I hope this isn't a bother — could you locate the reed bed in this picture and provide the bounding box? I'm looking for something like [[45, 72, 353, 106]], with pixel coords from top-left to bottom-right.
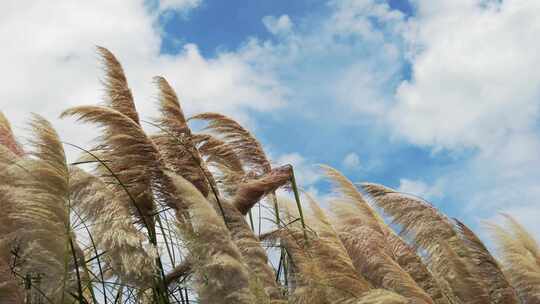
[[0, 48, 537, 304]]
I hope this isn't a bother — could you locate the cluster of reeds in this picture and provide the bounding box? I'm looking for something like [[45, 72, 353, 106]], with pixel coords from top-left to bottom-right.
[[0, 47, 539, 304]]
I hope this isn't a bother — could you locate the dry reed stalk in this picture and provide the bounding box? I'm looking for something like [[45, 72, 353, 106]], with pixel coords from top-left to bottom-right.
[[0, 112, 24, 157], [62, 47, 160, 229], [2, 115, 80, 302], [192, 133, 245, 197], [362, 183, 494, 304], [487, 214, 540, 303], [0, 120, 34, 303], [455, 220, 519, 303], [208, 196, 286, 304], [321, 165, 439, 303], [332, 202, 435, 304], [303, 196, 373, 300], [384, 232, 454, 304], [69, 167, 156, 286], [96, 46, 140, 125], [61, 106, 161, 224], [168, 172, 255, 304], [152, 76, 211, 196], [356, 289, 409, 304], [275, 198, 373, 304], [0, 252, 24, 304], [189, 112, 271, 175], [232, 164, 292, 215]]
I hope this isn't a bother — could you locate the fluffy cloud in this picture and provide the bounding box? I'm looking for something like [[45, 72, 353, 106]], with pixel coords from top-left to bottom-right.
[[388, 0, 539, 217], [251, 1, 540, 235], [377, 1, 540, 236], [392, 1, 540, 151], [0, 0, 285, 160], [262, 15, 293, 36], [397, 178, 443, 200], [342, 152, 361, 169], [158, 0, 201, 12], [3, 0, 539, 236], [274, 152, 321, 187], [241, 0, 406, 118]]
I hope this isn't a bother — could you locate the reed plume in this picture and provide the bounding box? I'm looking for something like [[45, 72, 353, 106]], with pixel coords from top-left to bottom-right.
[[303, 195, 373, 301], [208, 195, 286, 304], [321, 165, 437, 303], [152, 76, 211, 196], [190, 111, 290, 238], [356, 289, 408, 304], [69, 167, 156, 286], [362, 183, 493, 304], [192, 133, 245, 196], [60, 103, 185, 303], [189, 112, 271, 174], [62, 47, 163, 230], [167, 172, 255, 304], [332, 202, 435, 304], [455, 219, 519, 303], [0, 112, 24, 157], [232, 165, 292, 215], [96, 46, 140, 125], [275, 198, 371, 304], [0, 116, 25, 303], [384, 232, 453, 304], [2, 115, 80, 302], [487, 214, 540, 303], [0, 145, 23, 240], [61, 105, 160, 223], [2, 46, 537, 304], [0, 256, 24, 304], [198, 158, 291, 303]]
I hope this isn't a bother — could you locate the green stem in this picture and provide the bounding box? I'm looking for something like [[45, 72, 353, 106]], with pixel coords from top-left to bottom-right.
[[71, 208, 102, 304], [248, 209, 255, 231], [69, 237, 86, 303], [290, 167, 308, 241]]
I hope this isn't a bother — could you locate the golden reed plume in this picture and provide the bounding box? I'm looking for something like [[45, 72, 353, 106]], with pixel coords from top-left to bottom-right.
[[321, 166, 435, 304], [487, 214, 540, 303], [1, 47, 534, 304], [363, 183, 518, 304]]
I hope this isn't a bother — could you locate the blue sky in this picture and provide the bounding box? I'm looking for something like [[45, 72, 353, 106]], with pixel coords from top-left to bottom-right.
[[1, 0, 539, 237], [159, 0, 414, 58], [159, 0, 327, 57], [158, 0, 462, 214]]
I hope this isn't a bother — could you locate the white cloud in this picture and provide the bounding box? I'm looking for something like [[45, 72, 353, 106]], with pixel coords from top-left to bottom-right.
[[250, 1, 540, 237], [395, 3, 538, 197], [492, 207, 540, 243], [262, 15, 294, 36], [391, 1, 540, 151], [274, 152, 321, 187], [480, 209, 540, 252], [397, 178, 443, 200], [238, 0, 407, 119], [376, 0, 540, 235], [158, 0, 201, 12], [342, 152, 360, 169], [328, 0, 405, 42], [0, 0, 285, 161], [2, 0, 539, 238]]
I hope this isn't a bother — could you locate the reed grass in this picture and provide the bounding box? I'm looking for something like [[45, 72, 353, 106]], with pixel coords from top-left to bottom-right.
[[0, 47, 537, 304]]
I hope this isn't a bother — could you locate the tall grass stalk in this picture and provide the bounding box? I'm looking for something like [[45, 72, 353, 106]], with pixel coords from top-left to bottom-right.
[[1, 48, 537, 304]]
